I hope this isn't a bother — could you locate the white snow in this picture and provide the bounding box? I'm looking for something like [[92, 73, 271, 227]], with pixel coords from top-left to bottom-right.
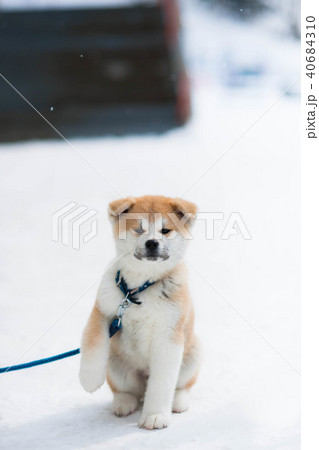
[[0, 1, 300, 449]]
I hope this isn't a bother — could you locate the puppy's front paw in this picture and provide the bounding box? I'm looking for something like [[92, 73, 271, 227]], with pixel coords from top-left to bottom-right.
[[79, 362, 106, 393], [112, 393, 138, 417], [138, 413, 170, 430]]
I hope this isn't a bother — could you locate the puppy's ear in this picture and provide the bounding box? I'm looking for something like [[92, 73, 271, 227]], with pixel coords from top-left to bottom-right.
[[108, 197, 136, 218], [170, 198, 198, 222]]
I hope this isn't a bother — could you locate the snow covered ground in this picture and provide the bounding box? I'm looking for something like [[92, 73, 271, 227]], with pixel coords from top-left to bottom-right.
[[0, 1, 300, 449]]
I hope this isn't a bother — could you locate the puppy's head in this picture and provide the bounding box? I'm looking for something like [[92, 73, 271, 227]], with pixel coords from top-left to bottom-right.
[[108, 195, 197, 266]]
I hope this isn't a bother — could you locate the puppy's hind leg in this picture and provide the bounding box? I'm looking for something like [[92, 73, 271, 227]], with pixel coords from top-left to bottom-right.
[[173, 336, 201, 413], [107, 353, 146, 417]]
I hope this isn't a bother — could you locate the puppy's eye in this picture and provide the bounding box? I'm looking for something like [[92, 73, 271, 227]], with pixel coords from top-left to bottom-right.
[[134, 228, 144, 235], [161, 228, 170, 235]]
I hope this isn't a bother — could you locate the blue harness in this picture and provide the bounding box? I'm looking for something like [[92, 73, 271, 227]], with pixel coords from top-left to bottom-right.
[[109, 270, 155, 337]]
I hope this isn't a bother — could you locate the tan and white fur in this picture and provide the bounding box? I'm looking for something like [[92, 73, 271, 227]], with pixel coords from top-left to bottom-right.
[[79, 195, 201, 430]]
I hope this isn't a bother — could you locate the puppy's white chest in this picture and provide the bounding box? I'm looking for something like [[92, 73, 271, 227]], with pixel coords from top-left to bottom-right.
[[117, 292, 179, 369], [98, 269, 181, 370]]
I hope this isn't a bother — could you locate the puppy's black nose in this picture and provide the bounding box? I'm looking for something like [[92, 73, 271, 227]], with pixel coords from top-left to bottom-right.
[[145, 239, 159, 251]]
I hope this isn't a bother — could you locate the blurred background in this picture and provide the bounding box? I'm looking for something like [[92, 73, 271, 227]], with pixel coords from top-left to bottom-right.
[[0, 1, 300, 449], [0, 0, 299, 140]]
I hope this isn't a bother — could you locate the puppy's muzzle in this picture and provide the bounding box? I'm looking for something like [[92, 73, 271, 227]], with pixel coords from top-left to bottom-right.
[[145, 239, 160, 260], [134, 239, 169, 261]]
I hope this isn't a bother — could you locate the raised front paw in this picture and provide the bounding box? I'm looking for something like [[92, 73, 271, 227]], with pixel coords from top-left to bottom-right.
[[138, 413, 171, 430], [79, 361, 106, 393]]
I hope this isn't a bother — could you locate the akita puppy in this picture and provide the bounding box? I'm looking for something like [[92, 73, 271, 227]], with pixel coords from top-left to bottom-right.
[[79, 195, 201, 430]]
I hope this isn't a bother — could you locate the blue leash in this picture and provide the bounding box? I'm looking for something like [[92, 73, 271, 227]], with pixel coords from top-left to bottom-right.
[[1, 271, 155, 374], [0, 348, 80, 374]]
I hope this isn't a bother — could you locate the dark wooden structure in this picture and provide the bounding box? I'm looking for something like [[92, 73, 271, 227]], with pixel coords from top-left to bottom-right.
[[0, 3, 190, 142]]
